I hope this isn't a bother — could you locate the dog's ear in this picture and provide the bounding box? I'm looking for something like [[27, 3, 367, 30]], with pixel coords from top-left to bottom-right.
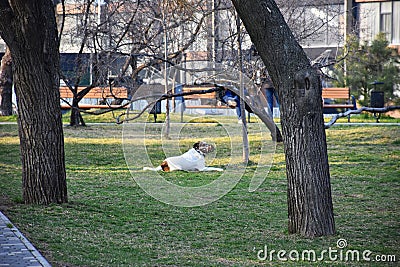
[[193, 141, 200, 150]]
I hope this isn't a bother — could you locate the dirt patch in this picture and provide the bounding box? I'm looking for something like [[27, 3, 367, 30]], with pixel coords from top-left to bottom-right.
[[0, 194, 15, 212]]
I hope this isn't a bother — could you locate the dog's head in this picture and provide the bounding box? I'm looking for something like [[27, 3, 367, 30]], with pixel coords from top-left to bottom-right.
[[193, 141, 215, 155]]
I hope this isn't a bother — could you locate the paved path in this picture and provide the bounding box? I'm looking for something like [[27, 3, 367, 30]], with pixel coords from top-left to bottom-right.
[[0, 211, 51, 267]]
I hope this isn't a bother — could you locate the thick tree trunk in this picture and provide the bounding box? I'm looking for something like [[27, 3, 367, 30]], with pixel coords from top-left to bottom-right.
[[0, 47, 13, 116], [231, 0, 335, 237], [0, 1, 68, 204]]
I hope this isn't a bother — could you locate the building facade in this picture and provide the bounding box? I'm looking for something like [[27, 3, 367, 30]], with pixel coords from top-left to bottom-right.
[[0, 1, 398, 73], [356, 0, 400, 52]]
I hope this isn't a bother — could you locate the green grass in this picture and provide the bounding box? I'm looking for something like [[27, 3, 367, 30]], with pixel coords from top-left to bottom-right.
[[0, 108, 399, 124], [0, 122, 399, 266], [323, 112, 400, 123], [62, 110, 397, 124]]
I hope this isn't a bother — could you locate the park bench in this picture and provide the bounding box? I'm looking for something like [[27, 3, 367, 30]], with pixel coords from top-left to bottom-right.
[[181, 85, 230, 110], [179, 85, 256, 122], [170, 86, 358, 123], [322, 87, 356, 122], [322, 87, 356, 109], [182, 86, 356, 110], [60, 86, 129, 110]]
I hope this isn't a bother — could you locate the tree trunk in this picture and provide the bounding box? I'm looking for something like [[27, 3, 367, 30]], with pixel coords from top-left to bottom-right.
[[0, 0, 68, 204], [231, 0, 335, 237], [70, 97, 86, 127], [0, 46, 13, 116]]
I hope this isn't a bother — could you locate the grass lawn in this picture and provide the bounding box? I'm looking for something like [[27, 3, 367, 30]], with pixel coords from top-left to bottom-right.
[[0, 109, 399, 124], [0, 120, 399, 266]]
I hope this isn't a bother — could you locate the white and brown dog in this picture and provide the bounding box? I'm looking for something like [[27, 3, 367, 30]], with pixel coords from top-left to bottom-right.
[[143, 141, 223, 172]]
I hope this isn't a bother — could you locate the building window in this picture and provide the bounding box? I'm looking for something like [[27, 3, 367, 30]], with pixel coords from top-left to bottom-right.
[[393, 1, 400, 44], [380, 2, 392, 41], [298, 3, 344, 47]]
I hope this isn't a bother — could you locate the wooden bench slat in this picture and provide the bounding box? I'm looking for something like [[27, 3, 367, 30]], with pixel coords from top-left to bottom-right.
[[322, 93, 349, 97], [182, 86, 215, 91], [60, 103, 128, 110], [322, 88, 350, 98], [323, 104, 354, 108], [184, 94, 217, 99], [322, 92, 349, 95], [60, 86, 129, 109], [322, 91, 349, 94], [185, 105, 230, 109], [323, 95, 350, 99], [60, 86, 128, 98]]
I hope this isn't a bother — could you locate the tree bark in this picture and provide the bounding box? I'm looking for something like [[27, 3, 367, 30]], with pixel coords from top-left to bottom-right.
[[0, 0, 68, 204], [70, 96, 86, 127], [231, 0, 335, 237], [0, 46, 13, 116]]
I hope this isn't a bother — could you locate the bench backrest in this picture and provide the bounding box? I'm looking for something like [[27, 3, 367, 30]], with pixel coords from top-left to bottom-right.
[[181, 86, 351, 103], [322, 87, 350, 99], [60, 86, 128, 99], [181, 86, 217, 100]]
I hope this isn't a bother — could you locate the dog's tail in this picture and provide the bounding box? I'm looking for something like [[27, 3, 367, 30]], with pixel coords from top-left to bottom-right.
[[143, 166, 162, 171]]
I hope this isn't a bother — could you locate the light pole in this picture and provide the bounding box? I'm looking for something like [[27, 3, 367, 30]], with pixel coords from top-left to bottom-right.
[[138, 4, 170, 137], [153, 2, 170, 138], [162, 10, 170, 139], [95, 0, 109, 83], [236, 14, 249, 163]]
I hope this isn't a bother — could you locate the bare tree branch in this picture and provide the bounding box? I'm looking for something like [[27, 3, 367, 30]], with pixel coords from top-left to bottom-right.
[[64, 84, 224, 116], [324, 106, 400, 128], [57, 0, 66, 43]]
